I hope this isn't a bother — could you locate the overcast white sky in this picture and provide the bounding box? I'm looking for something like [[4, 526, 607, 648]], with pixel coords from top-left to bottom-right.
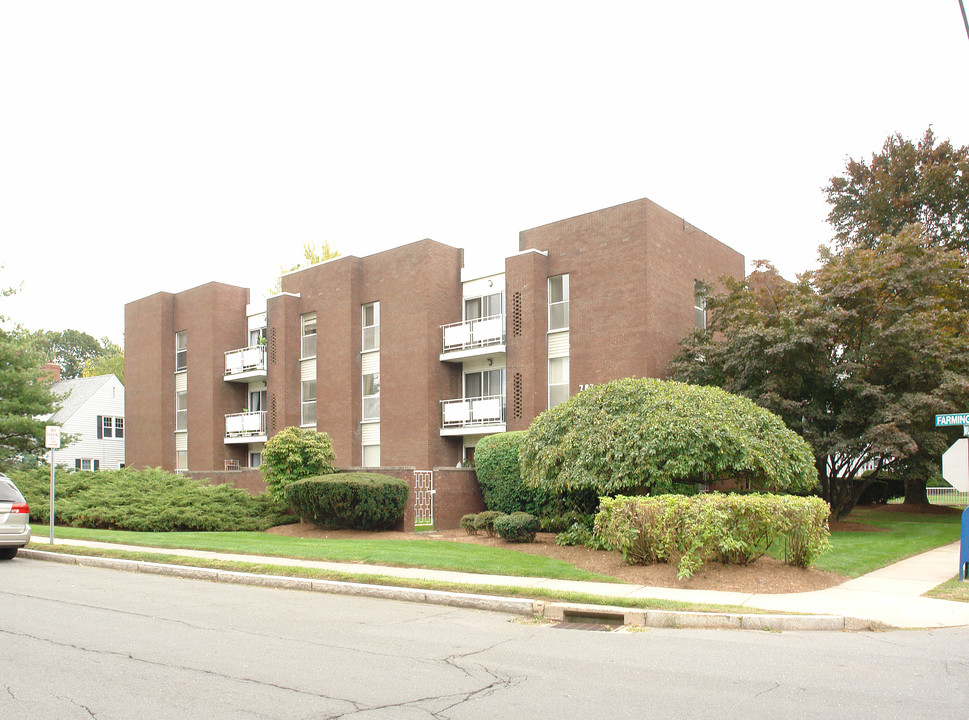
[[1, 1, 967, 345]]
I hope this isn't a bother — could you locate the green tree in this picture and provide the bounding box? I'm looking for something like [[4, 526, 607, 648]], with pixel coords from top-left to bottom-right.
[[32, 329, 116, 379], [670, 229, 969, 518], [824, 127, 969, 253], [0, 328, 60, 465], [519, 378, 818, 498], [261, 427, 337, 502], [269, 240, 341, 294], [82, 340, 124, 383]]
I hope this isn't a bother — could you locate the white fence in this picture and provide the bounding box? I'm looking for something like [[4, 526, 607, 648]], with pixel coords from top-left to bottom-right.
[[889, 487, 968, 506]]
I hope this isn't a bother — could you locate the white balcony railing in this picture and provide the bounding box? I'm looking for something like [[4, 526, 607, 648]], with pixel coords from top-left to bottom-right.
[[225, 411, 267, 439], [441, 314, 505, 353], [441, 395, 505, 428], [224, 345, 267, 377]]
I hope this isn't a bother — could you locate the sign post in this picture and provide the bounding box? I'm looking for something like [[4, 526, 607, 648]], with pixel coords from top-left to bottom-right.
[[45, 426, 60, 545]]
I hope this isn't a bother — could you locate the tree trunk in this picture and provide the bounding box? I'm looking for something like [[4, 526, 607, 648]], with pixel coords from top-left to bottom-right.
[[903, 476, 929, 506]]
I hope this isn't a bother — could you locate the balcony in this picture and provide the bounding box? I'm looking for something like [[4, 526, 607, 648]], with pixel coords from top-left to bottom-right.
[[440, 315, 505, 362], [440, 394, 505, 436], [225, 411, 267, 444], [224, 345, 267, 382]]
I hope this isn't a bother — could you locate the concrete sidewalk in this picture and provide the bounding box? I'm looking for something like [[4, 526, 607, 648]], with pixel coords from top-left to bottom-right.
[[21, 537, 969, 632]]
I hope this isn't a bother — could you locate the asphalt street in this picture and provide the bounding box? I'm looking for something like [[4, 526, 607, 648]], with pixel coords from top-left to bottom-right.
[[2, 559, 968, 719]]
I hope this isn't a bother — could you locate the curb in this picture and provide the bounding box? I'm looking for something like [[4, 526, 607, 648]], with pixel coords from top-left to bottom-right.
[[19, 549, 886, 632]]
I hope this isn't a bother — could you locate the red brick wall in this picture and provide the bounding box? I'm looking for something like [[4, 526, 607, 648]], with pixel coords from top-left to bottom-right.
[[173, 283, 251, 471], [124, 292, 176, 470], [187, 469, 267, 494], [280, 240, 465, 469], [516, 198, 744, 413], [504, 250, 550, 431]]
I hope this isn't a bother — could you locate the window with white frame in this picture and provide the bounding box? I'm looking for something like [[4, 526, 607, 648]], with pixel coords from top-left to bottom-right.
[[301, 380, 317, 426], [548, 357, 569, 408], [176, 451, 188, 472], [362, 372, 380, 420], [175, 331, 187, 371], [362, 302, 379, 351], [548, 275, 569, 331], [249, 452, 262, 468], [464, 368, 503, 398], [301, 313, 317, 359], [362, 445, 380, 467], [97, 415, 124, 439], [465, 292, 502, 320], [175, 392, 187, 431], [694, 280, 707, 330]]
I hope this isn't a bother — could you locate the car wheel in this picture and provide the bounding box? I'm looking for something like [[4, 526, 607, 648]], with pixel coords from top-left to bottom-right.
[[0, 547, 19, 560]]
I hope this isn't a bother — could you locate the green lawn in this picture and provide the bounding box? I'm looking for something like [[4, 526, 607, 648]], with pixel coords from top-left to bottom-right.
[[45, 526, 619, 583], [41, 504, 964, 585], [812, 506, 963, 577]]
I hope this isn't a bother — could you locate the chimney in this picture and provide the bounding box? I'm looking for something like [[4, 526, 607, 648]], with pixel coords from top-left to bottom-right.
[[41, 363, 62, 382]]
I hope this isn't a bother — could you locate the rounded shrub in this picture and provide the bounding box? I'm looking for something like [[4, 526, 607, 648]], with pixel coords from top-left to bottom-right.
[[472, 510, 506, 537], [493, 512, 540, 543], [284, 472, 409, 530], [261, 427, 336, 502]]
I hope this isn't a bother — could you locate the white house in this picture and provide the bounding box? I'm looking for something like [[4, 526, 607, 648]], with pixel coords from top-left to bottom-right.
[[46, 373, 125, 471]]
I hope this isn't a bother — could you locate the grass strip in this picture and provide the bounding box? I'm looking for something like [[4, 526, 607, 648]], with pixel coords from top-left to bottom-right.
[[44, 526, 620, 583], [26, 542, 774, 616], [810, 508, 962, 578], [924, 577, 969, 604]]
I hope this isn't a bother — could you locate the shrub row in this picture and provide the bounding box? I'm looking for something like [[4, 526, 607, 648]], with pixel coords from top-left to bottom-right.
[[595, 493, 831, 579], [284, 472, 408, 530], [10, 467, 289, 532], [460, 510, 540, 543]]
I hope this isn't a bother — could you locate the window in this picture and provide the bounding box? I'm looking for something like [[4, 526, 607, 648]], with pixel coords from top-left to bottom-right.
[[301, 313, 317, 359], [362, 302, 380, 351], [249, 327, 266, 347], [694, 280, 706, 330], [465, 292, 502, 320], [75, 459, 99, 471], [362, 372, 380, 420], [176, 451, 188, 472], [175, 331, 187, 371], [175, 391, 187, 431], [301, 380, 317, 426], [548, 357, 569, 408], [548, 274, 569, 330], [97, 415, 123, 439], [249, 452, 262, 469], [249, 390, 267, 412], [464, 368, 503, 398], [362, 445, 380, 468]]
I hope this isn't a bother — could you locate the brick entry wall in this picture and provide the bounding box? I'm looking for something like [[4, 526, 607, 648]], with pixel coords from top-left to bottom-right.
[[194, 466, 486, 532]]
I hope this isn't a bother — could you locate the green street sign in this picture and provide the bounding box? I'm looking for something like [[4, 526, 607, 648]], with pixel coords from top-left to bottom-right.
[[936, 413, 969, 427]]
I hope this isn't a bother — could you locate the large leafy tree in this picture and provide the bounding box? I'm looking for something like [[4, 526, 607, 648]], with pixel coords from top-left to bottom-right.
[[32, 329, 116, 379], [670, 228, 969, 519], [82, 339, 124, 383], [519, 378, 818, 498], [824, 127, 969, 253]]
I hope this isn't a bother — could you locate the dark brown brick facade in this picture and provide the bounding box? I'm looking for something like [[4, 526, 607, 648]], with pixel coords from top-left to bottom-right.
[[124, 198, 743, 517]]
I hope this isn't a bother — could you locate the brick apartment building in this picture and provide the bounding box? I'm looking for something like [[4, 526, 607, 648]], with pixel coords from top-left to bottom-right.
[[124, 197, 744, 477]]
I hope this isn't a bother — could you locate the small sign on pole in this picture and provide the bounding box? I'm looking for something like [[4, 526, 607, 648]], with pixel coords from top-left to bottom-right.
[[45, 425, 59, 544]]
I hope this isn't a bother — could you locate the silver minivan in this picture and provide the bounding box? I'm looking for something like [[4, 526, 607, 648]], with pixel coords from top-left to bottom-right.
[[0, 473, 31, 559]]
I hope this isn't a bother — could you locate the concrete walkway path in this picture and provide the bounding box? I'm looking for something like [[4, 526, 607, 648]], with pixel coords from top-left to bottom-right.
[[24, 537, 969, 631]]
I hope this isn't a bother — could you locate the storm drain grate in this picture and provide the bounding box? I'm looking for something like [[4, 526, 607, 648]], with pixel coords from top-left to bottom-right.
[[553, 610, 626, 631]]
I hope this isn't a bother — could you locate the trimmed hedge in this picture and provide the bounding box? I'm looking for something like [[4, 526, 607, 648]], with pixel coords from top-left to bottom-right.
[[472, 510, 506, 537], [595, 493, 831, 578], [474, 432, 545, 515], [284, 472, 409, 530], [493, 512, 540, 543]]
